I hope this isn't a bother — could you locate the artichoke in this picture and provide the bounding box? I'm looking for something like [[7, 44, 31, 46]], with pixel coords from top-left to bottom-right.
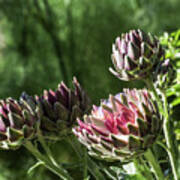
[[73, 89, 161, 162], [110, 29, 164, 81], [0, 97, 37, 150], [154, 59, 176, 89], [35, 77, 91, 136]]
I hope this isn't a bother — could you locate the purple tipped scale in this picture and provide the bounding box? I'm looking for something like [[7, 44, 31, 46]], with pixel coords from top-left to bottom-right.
[[34, 77, 91, 136], [110, 29, 164, 81], [73, 89, 162, 162], [0, 97, 37, 150]]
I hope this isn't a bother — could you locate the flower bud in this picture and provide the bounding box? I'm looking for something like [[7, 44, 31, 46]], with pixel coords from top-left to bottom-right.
[[73, 89, 161, 162], [110, 29, 164, 81]]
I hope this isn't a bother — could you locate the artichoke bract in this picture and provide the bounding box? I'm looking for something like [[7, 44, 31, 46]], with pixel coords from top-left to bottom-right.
[[154, 59, 176, 89], [0, 97, 37, 150], [73, 89, 161, 162], [36, 77, 91, 136], [109, 29, 164, 81]]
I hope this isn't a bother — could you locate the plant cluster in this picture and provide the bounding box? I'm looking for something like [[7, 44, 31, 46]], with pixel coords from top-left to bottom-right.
[[0, 29, 180, 180]]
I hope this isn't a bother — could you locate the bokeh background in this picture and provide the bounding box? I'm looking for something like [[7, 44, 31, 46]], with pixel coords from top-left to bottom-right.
[[0, 0, 180, 179]]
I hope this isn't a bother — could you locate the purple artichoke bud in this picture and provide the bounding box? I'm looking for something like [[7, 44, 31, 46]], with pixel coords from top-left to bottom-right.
[[73, 89, 161, 162], [0, 97, 37, 150], [36, 77, 91, 136], [110, 29, 164, 81], [154, 59, 176, 89]]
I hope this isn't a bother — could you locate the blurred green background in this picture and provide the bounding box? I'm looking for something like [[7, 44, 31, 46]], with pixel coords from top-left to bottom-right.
[[0, 0, 180, 179]]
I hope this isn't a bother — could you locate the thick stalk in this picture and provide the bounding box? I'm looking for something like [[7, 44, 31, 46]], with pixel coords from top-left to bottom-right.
[[161, 92, 178, 180], [144, 149, 164, 180], [37, 129, 58, 167], [24, 141, 73, 180], [144, 78, 163, 114], [83, 148, 88, 179], [144, 78, 179, 180]]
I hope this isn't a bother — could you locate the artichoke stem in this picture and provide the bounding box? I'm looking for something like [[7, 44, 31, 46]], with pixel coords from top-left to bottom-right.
[[83, 148, 88, 179], [37, 128, 59, 167], [162, 92, 179, 180], [144, 78, 163, 114], [144, 149, 164, 180], [145, 78, 179, 180], [24, 141, 73, 180]]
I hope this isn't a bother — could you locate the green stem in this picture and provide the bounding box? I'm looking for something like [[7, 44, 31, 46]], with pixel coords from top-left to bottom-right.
[[144, 78, 163, 114], [83, 148, 88, 179], [37, 129, 58, 167], [161, 92, 178, 180], [145, 78, 179, 180], [144, 149, 164, 180], [24, 141, 73, 180], [67, 137, 104, 180]]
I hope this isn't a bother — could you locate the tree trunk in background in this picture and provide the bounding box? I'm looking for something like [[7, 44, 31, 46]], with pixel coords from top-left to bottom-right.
[[67, 0, 76, 79], [33, 0, 69, 85]]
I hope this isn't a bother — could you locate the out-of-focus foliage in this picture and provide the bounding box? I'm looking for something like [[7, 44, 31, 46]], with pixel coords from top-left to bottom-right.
[[0, 0, 180, 179]]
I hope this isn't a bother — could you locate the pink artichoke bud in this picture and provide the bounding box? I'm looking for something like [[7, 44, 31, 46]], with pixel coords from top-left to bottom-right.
[[0, 97, 37, 150], [110, 29, 164, 81], [154, 59, 176, 89], [35, 77, 91, 136], [73, 89, 161, 162]]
